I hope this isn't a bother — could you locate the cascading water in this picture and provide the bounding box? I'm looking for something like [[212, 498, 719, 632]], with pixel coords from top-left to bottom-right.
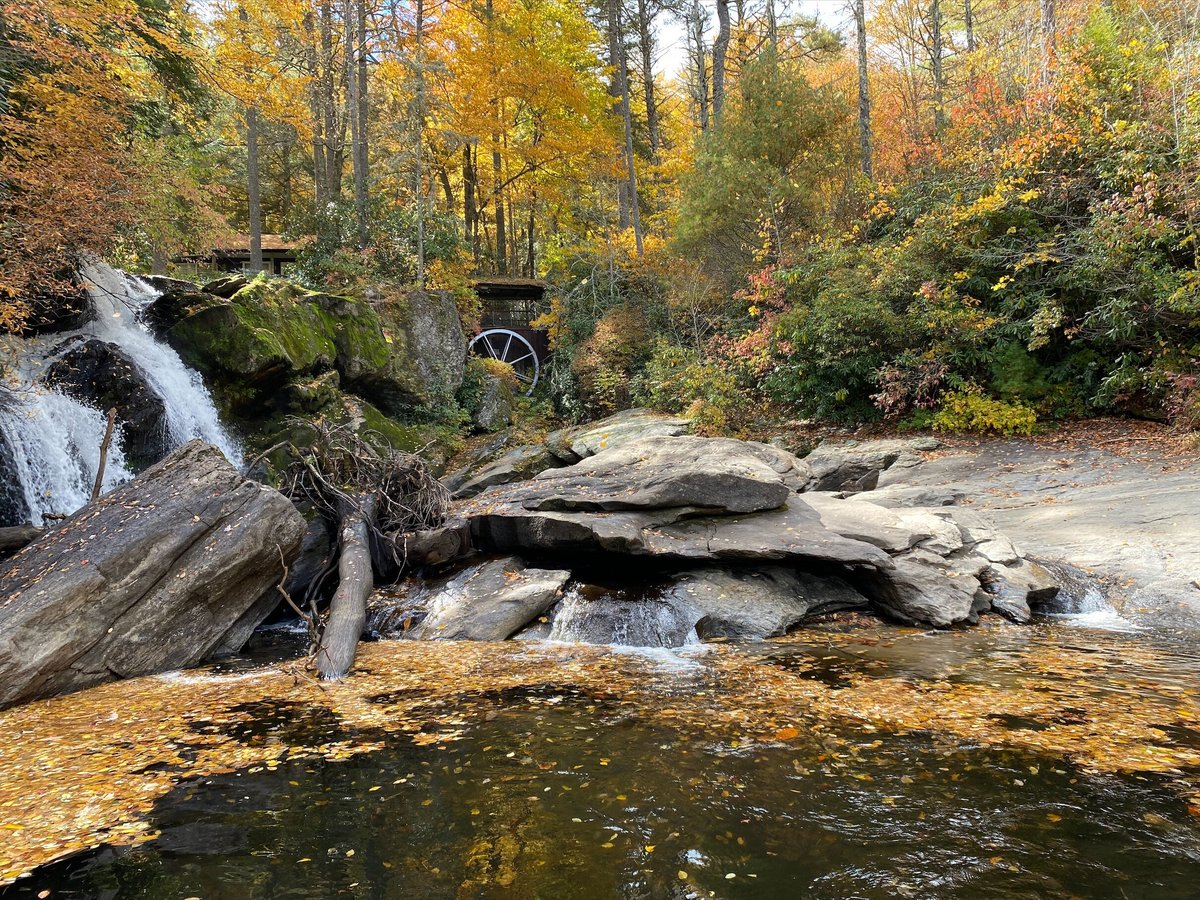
[[0, 260, 241, 525], [1035, 560, 1138, 631], [547, 583, 702, 649], [78, 261, 241, 466]]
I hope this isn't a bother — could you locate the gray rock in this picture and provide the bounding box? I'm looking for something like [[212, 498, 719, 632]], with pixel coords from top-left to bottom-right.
[[444, 444, 563, 499], [545, 408, 691, 463], [400, 557, 570, 641], [0, 441, 306, 708], [471, 375, 514, 432], [803, 492, 1055, 627], [46, 338, 170, 471], [863, 549, 983, 628], [982, 559, 1059, 624], [520, 436, 794, 514], [464, 492, 894, 569], [801, 438, 938, 492], [670, 567, 868, 640]]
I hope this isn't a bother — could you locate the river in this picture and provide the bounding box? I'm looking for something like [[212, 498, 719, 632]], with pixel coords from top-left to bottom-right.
[[2, 616, 1200, 898]]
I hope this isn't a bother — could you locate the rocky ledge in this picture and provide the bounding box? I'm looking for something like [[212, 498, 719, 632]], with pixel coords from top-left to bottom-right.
[[376, 425, 1060, 646]]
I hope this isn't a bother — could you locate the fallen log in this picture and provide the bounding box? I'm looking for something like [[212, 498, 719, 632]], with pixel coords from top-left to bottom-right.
[[0, 526, 44, 555], [316, 497, 377, 680]]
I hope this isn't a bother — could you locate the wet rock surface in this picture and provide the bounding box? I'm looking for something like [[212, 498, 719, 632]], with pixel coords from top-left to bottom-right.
[[0, 442, 305, 708], [46, 338, 170, 470], [369, 557, 570, 641]]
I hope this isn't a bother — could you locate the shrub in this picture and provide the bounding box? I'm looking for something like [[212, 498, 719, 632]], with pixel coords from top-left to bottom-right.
[[931, 387, 1038, 435]]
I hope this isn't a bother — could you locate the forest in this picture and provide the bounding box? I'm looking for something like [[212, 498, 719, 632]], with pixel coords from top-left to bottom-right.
[[3, 0, 1197, 438]]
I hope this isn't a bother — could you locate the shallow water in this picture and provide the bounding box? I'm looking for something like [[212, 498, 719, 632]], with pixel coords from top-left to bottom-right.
[[4, 624, 1200, 899]]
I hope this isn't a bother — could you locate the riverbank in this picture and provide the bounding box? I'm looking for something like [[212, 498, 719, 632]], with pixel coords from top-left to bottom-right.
[[850, 422, 1200, 629]]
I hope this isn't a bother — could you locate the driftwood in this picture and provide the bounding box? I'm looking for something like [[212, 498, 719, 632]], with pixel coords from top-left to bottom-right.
[[91, 407, 118, 501], [277, 420, 447, 680], [316, 497, 377, 679], [0, 526, 44, 555]]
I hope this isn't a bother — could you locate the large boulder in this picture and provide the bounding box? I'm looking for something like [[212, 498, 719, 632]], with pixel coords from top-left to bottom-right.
[[444, 444, 564, 500], [800, 437, 939, 492], [0, 441, 306, 708], [545, 408, 692, 463], [46, 338, 170, 470], [672, 567, 869, 640], [154, 279, 466, 417], [464, 491, 893, 569], [802, 493, 1059, 627], [513, 436, 795, 514]]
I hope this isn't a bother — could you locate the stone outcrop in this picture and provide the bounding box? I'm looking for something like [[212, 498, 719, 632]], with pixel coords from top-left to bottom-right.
[[0, 441, 306, 708], [803, 493, 1058, 626], [147, 277, 465, 456], [800, 437, 939, 492], [672, 567, 869, 640], [441, 408, 694, 500]]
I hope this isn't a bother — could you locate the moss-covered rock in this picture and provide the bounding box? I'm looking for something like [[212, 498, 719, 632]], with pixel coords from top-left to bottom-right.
[[155, 276, 466, 419]]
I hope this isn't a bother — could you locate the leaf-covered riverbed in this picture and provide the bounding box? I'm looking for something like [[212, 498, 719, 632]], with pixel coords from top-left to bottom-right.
[[3, 625, 1200, 896]]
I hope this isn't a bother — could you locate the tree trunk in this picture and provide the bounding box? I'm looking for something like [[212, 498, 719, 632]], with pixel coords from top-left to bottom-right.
[[1040, 0, 1057, 86], [304, 11, 328, 216], [246, 107, 264, 273], [316, 497, 376, 680], [636, 0, 661, 155], [463, 144, 478, 257], [929, 0, 946, 134], [492, 143, 506, 274], [414, 0, 427, 287], [965, 0, 975, 53], [607, 0, 643, 255], [712, 0, 730, 123], [688, 1, 709, 132], [320, 0, 341, 202], [344, 0, 365, 248], [854, 0, 873, 178]]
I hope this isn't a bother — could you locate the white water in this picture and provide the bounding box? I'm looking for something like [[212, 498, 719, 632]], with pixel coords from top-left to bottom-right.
[[79, 261, 242, 466], [0, 261, 241, 525], [1038, 560, 1140, 632], [547, 584, 702, 648], [0, 389, 133, 523]]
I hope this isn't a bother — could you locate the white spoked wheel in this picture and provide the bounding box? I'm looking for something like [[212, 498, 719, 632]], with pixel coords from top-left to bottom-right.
[[469, 328, 540, 395]]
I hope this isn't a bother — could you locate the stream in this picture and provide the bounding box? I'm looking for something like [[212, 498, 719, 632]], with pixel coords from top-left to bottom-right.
[[3, 616, 1200, 899]]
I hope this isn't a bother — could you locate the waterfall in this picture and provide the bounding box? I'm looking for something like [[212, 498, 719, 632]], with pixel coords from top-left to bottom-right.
[[0, 389, 133, 524], [78, 261, 242, 467], [0, 261, 241, 526]]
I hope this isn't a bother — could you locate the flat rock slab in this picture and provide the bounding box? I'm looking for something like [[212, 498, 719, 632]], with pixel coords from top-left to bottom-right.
[[521, 436, 796, 514], [0, 441, 305, 709], [463, 492, 893, 569], [545, 408, 691, 463]]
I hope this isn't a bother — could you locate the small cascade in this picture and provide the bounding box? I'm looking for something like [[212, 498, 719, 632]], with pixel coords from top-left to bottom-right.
[[547, 583, 701, 648], [0, 260, 241, 525], [1035, 560, 1138, 631]]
